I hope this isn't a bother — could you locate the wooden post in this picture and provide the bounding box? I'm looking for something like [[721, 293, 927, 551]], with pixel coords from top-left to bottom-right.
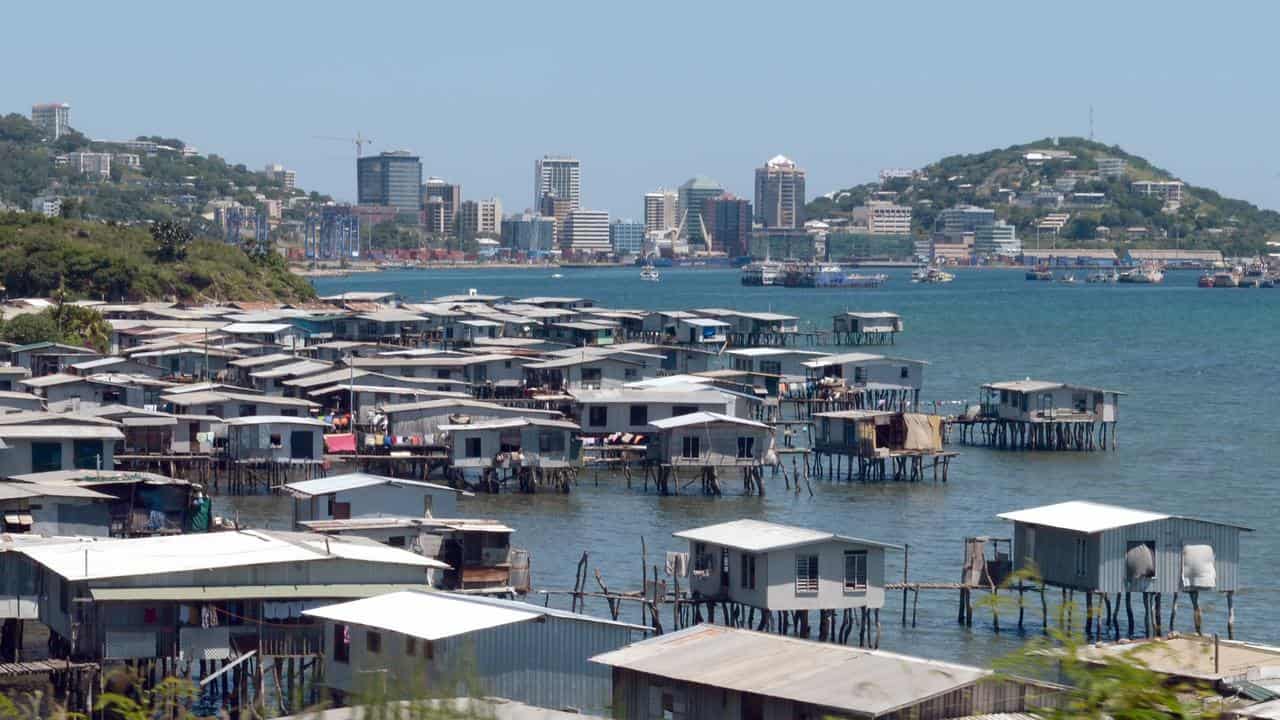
[[1227, 591, 1236, 640], [1102, 594, 1113, 640], [1154, 593, 1163, 637], [901, 544, 909, 626], [1040, 584, 1048, 634], [1169, 592, 1178, 633], [1191, 591, 1202, 635], [1125, 592, 1134, 638], [1017, 585, 1025, 631], [1142, 592, 1152, 638], [1085, 592, 1093, 639]]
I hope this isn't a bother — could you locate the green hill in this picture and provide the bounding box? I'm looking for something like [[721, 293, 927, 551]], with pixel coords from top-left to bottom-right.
[[0, 213, 315, 303], [808, 137, 1280, 254]]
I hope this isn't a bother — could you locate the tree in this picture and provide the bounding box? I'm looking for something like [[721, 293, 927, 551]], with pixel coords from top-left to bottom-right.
[[150, 220, 192, 262], [53, 304, 112, 352], [0, 312, 61, 346]]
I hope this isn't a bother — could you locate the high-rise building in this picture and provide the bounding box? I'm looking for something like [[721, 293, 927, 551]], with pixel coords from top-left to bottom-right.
[[643, 189, 678, 234], [754, 154, 806, 229], [677, 176, 725, 252], [540, 194, 574, 244], [265, 163, 297, 191], [421, 177, 461, 235], [705, 194, 753, 257], [502, 213, 556, 253], [534, 155, 581, 211], [31, 103, 70, 140], [935, 205, 995, 235], [562, 210, 610, 255], [609, 219, 646, 256], [457, 198, 503, 240], [974, 220, 1020, 256], [357, 151, 423, 213]]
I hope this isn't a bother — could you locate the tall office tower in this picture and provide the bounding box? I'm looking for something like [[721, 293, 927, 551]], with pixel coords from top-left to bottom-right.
[[677, 176, 725, 251], [705, 194, 753, 257], [357, 151, 423, 213], [31, 102, 71, 139], [643, 189, 678, 234], [754, 154, 806, 229], [421, 177, 461, 235], [534, 155, 581, 211]]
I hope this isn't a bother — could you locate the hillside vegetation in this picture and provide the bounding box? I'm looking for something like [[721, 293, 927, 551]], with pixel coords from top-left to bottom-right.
[[808, 137, 1280, 254], [0, 213, 315, 302]]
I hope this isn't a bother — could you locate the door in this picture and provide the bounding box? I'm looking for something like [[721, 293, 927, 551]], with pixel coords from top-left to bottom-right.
[[289, 430, 314, 460]]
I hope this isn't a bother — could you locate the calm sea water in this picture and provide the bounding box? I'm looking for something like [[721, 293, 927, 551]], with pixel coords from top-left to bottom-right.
[[218, 266, 1280, 667]]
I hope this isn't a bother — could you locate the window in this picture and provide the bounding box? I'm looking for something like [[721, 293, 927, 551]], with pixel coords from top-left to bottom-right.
[[1074, 537, 1088, 576], [366, 630, 382, 654], [740, 553, 757, 589], [844, 550, 868, 590], [581, 367, 603, 388], [681, 436, 701, 459], [269, 433, 283, 448], [504, 360, 512, 369], [436, 369, 451, 379], [693, 542, 713, 572], [588, 406, 608, 427], [388, 536, 406, 548], [672, 405, 697, 417], [629, 405, 648, 426], [238, 404, 258, 417], [538, 431, 565, 453], [1126, 540, 1156, 579], [720, 547, 730, 587], [402, 368, 416, 377], [795, 554, 819, 594], [333, 623, 350, 663], [736, 436, 755, 459], [31, 442, 62, 473], [290, 430, 315, 460], [464, 437, 483, 458], [405, 636, 416, 656], [760, 360, 781, 376], [624, 367, 638, 380], [73, 439, 101, 470], [853, 366, 867, 384], [900, 366, 910, 380]]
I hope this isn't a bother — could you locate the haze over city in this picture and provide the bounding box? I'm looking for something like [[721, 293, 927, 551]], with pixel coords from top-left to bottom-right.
[[4, 0, 1277, 214]]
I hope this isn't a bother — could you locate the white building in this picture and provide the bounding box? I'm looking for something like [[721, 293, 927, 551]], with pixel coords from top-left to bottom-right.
[[861, 201, 912, 235], [31, 102, 70, 139], [643, 189, 677, 234], [1131, 180, 1184, 203], [534, 155, 580, 210], [1097, 156, 1127, 179], [113, 153, 142, 170], [754, 154, 806, 229], [64, 152, 112, 178], [562, 209, 610, 255], [31, 196, 61, 217], [609, 219, 645, 255], [673, 519, 900, 612], [974, 220, 1020, 257], [265, 163, 297, 191], [284, 472, 463, 525]]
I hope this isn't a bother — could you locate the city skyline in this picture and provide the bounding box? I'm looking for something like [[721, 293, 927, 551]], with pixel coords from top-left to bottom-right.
[[6, 2, 1280, 217]]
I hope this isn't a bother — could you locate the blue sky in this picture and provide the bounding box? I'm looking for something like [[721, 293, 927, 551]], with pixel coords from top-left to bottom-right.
[[5, 1, 1276, 216]]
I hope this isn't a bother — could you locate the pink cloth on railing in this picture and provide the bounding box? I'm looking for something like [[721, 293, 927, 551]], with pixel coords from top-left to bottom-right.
[[324, 433, 356, 453]]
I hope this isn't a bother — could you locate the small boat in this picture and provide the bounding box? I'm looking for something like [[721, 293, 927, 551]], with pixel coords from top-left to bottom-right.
[[1212, 269, 1240, 288], [1241, 263, 1267, 288], [913, 266, 954, 284], [639, 264, 660, 282], [1025, 265, 1054, 281], [1059, 273, 1077, 285], [1198, 273, 1216, 288], [1086, 270, 1118, 284], [1118, 263, 1165, 284], [551, 273, 564, 279]]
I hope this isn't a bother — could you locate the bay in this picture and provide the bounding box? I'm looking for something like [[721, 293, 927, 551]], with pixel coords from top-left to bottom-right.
[[218, 266, 1280, 667]]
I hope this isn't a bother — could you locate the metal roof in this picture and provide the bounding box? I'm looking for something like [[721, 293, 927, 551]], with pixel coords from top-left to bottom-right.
[[570, 388, 728, 405], [283, 472, 460, 497], [0, 425, 123, 440], [840, 311, 902, 319], [220, 322, 297, 334], [801, 352, 928, 368], [814, 410, 895, 420], [591, 625, 990, 717], [9, 470, 187, 486], [673, 519, 901, 553], [89, 583, 432, 602], [998, 500, 1251, 533], [299, 517, 514, 534], [228, 352, 299, 368], [648, 412, 770, 431], [725, 348, 828, 358], [223, 415, 327, 427], [162, 390, 319, 408], [379, 398, 561, 417], [982, 380, 1126, 395], [439, 417, 580, 432], [20, 529, 445, 581], [0, 482, 115, 501], [303, 589, 542, 641], [20, 374, 84, 388]]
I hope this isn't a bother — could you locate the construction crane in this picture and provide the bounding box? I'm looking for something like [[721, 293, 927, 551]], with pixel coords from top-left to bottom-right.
[[315, 132, 374, 158]]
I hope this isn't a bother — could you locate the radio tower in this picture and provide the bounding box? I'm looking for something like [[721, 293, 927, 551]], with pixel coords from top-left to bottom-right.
[[1089, 105, 1095, 141]]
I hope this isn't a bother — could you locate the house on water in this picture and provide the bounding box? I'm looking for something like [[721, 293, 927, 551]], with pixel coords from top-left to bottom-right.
[[304, 589, 646, 715], [284, 472, 463, 525], [832, 311, 904, 345], [645, 413, 773, 495], [813, 410, 955, 482], [673, 520, 900, 638], [998, 500, 1249, 638], [0, 412, 123, 476], [971, 379, 1123, 450], [593, 624, 1059, 720], [7, 469, 195, 537], [800, 352, 926, 411]]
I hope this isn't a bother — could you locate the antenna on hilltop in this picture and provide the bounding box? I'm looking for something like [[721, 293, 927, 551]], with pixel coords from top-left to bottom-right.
[[1089, 105, 1095, 141]]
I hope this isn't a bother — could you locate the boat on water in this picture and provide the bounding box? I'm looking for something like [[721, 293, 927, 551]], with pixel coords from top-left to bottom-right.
[[551, 273, 564, 279], [1118, 263, 1165, 284], [1241, 263, 1267, 288], [912, 266, 954, 284], [639, 264, 660, 282], [1086, 270, 1118, 284], [1198, 272, 1216, 288], [1025, 265, 1054, 281], [740, 261, 783, 286], [1059, 273, 1077, 285], [1212, 269, 1240, 288], [841, 273, 889, 289]]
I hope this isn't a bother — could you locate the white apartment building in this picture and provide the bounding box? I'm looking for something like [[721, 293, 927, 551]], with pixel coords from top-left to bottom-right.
[[265, 163, 297, 191], [562, 209, 610, 255], [31, 103, 70, 139], [534, 155, 581, 210], [643, 189, 677, 234], [1131, 180, 1183, 203], [64, 152, 112, 178], [863, 201, 912, 235]]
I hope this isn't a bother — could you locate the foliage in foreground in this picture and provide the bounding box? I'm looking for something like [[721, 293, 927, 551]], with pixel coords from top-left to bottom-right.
[[0, 213, 315, 303], [0, 304, 112, 352]]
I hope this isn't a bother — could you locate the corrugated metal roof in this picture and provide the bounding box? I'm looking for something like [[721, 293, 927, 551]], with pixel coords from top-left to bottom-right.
[[303, 590, 541, 641], [89, 583, 432, 602], [299, 517, 514, 534], [0, 425, 123, 440], [570, 388, 727, 405], [591, 625, 989, 716], [801, 352, 928, 367], [648, 412, 770, 431], [998, 501, 1169, 533], [982, 379, 1126, 395], [673, 519, 901, 552], [283, 472, 459, 497], [20, 529, 444, 581], [0, 482, 115, 501], [223, 415, 327, 428], [439, 417, 580, 432]]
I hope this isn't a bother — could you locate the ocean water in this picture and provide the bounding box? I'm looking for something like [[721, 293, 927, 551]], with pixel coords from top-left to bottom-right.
[[219, 266, 1280, 667]]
